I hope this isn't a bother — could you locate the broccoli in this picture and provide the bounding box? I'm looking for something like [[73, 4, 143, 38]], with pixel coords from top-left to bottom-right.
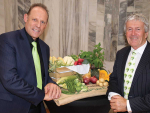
[[65, 79, 76, 93], [57, 74, 88, 94], [76, 86, 82, 92], [76, 82, 82, 87], [74, 78, 80, 84], [81, 85, 88, 92]]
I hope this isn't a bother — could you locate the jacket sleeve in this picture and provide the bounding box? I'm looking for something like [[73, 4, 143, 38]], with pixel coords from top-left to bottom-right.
[[0, 35, 44, 106], [129, 94, 150, 112], [45, 45, 57, 85]]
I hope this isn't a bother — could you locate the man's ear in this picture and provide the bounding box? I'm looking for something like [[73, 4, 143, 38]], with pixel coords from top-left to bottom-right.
[[145, 32, 149, 39], [24, 14, 28, 22]]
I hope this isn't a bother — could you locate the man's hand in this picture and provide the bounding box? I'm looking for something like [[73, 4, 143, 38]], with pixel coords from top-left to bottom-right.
[[110, 95, 127, 112], [44, 83, 61, 101]]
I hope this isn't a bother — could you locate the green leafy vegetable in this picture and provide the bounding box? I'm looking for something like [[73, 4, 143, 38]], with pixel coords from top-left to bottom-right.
[[70, 55, 79, 61], [79, 43, 104, 69], [57, 74, 88, 94]]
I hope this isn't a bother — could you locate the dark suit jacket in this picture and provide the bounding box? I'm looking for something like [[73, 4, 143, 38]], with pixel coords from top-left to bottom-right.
[[107, 41, 150, 113], [0, 28, 55, 113]]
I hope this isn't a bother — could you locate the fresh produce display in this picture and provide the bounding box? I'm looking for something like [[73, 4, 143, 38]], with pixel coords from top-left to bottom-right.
[[49, 56, 75, 72], [74, 58, 84, 65], [98, 69, 110, 81], [50, 56, 57, 63], [91, 68, 99, 79], [82, 69, 110, 86], [70, 55, 79, 61], [82, 70, 91, 79], [57, 74, 88, 94], [83, 75, 98, 85], [96, 78, 109, 87], [49, 43, 110, 95], [90, 76, 98, 84], [83, 77, 90, 84], [63, 56, 75, 65], [79, 43, 104, 69]]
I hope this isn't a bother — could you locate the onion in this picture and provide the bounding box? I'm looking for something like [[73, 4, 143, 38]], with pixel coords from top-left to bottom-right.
[[90, 77, 98, 84], [96, 80, 100, 85], [83, 77, 90, 84], [99, 78, 105, 83], [99, 82, 103, 87], [103, 82, 108, 86]]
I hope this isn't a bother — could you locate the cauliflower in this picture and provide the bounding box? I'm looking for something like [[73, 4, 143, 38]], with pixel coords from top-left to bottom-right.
[[63, 56, 75, 65]]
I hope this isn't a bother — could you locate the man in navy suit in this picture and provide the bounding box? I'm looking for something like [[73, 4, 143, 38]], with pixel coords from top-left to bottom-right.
[[0, 3, 61, 113], [107, 13, 150, 113]]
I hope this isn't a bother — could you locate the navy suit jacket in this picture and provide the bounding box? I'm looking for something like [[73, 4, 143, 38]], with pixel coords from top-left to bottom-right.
[[107, 42, 150, 113], [0, 28, 55, 113]]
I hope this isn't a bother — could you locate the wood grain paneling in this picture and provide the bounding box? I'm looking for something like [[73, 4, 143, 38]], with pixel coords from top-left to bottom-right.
[[96, 0, 104, 48], [2, 0, 150, 72], [0, 0, 5, 34]]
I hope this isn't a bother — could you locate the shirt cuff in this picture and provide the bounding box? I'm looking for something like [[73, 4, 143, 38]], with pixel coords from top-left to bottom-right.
[[108, 92, 121, 100], [127, 100, 132, 113]]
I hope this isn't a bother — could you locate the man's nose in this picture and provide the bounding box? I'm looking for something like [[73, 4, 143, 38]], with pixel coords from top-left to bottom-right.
[[131, 30, 135, 35], [37, 21, 41, 27]]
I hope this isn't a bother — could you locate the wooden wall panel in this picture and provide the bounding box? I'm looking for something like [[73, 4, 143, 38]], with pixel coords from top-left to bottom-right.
[[0, 0, 5, 34], [88, 0, 97, 51], [104, 0, 119, 61], [59, 0, 79, 57], [78, 0, 89, 52], [18, 0, 30, 29], [58, 0, 89, 57], [2, 0, 150, 72], [96, 0, 105, 48], [4, 0, 18, 32], [43, 0, 60, 57]]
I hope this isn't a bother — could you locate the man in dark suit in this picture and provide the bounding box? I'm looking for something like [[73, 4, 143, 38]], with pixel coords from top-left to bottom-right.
[[107, 13, 150, 113], [0, 3, 61, 113]]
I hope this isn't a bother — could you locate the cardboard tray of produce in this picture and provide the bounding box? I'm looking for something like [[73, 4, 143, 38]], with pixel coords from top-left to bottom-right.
[[53, 84, 107, 106]]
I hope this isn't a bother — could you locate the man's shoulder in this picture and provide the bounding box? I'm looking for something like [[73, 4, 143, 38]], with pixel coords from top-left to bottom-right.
[[0, 29, 22, 39], [116, 46, 131, 57], [118, 46, 130, 53]]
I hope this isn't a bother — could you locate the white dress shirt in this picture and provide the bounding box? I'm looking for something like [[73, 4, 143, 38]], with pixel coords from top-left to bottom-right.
[[108, 41, 147, 113]]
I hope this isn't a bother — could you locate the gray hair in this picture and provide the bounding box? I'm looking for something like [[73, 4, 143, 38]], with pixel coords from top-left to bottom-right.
[[124, 13, 149, 33]]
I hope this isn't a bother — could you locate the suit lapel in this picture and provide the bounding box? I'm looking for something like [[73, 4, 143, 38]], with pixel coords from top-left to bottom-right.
[[38, 40, 49, 79], [130, 42, 150, 91], [19, 28, 36, 76]]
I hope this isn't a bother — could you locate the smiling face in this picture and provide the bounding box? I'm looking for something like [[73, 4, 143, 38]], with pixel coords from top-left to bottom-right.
[[126, 19, 148, 50], [24, 6, 48, 40]]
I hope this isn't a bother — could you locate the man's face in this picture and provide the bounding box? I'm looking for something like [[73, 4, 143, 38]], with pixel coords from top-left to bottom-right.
[[24, 7, 48, 40], [126, 19, 148, 50]]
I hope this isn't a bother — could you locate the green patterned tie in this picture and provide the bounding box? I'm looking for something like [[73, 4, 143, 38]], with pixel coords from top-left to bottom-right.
[[32, 41, 42, 89], [124, 50, 136, 99]]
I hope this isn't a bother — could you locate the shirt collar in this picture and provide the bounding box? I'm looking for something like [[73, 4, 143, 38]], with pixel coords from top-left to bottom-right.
[[24, 28, 39, 43], [131, 41, 147, 55]]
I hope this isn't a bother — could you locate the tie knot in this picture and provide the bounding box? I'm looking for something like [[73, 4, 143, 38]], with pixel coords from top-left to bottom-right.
[[32, 41, 37, 48], [132, 50, 136, 56]]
